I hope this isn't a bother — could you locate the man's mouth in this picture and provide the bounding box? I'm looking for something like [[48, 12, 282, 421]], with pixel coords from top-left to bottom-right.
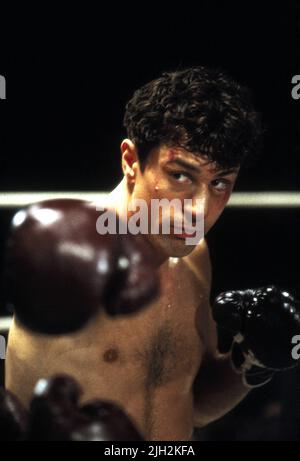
[[171, 227, 197, 238]]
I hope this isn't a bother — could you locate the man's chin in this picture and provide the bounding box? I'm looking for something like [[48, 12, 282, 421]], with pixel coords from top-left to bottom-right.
[[141, 233, 197, 261], [169, 241, 197, 257]]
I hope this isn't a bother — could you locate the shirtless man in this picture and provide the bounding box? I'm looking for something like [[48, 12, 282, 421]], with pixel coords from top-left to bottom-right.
[[5, 67, 264, 440]]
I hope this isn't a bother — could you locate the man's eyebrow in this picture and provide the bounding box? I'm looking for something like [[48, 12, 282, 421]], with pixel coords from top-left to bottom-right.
[[167, 158, 239, 176], [214, 168, 239, 176], [166, 158, 201, 172]]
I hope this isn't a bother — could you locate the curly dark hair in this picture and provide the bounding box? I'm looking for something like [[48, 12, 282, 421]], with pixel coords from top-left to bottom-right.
[[123, 66, 262, 172]]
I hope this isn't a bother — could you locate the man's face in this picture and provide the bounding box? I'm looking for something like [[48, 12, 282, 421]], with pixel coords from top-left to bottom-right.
[[129, 145, 239, 259]]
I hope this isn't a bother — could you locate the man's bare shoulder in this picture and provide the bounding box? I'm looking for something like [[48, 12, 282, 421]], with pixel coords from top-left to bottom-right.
[[183, 238, 212, 287]]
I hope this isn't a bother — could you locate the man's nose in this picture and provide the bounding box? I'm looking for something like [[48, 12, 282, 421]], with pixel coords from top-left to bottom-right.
[[183, 190, 209, 226], [198, 185, 210, 221], [193, 185, 210, 220]]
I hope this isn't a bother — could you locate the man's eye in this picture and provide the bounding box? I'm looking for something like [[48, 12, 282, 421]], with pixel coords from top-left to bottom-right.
[[211, 179, 231, 191], [170, 172, 192, 184]]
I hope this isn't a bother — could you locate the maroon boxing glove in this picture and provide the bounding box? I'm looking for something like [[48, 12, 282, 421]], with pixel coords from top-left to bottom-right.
[[105, 232, 159, 316], [4, 199, 159, 334], [0, 388, 28, 441], [27, 374, 144, 441], [27, 375, 82, 441], [73, 400, 144, 441]]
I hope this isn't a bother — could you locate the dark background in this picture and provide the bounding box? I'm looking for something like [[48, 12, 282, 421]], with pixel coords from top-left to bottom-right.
[[0, 1, 300, 440], [0, 1, 300, 191]]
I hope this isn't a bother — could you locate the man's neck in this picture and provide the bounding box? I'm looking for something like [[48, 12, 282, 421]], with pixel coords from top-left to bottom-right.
[[108, 177, 130, 221], [107, 178, 168, 269]]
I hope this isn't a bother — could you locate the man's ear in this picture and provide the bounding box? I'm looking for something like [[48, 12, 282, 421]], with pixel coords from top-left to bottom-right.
[[121, 139, 139, 182]]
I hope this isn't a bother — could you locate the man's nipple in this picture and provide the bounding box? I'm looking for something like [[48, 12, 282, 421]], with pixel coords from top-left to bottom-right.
[[103, 348, 119, 363]]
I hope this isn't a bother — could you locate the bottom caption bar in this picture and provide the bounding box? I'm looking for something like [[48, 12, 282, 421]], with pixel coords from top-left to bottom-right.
[[101, 443, 199, 457]]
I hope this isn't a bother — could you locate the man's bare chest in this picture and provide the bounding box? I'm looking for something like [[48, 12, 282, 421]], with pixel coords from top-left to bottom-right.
[[86, 259, 205, 388], [9, 258, 206, 396]]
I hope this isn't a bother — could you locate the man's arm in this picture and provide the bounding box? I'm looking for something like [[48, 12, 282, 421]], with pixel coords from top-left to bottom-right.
[[190, 239, 250, 428], [193, 351, 250, 428]]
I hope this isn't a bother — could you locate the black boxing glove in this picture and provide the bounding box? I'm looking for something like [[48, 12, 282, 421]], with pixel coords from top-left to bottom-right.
[[212, 285, 300, 388], [4, 199, 159, 334]]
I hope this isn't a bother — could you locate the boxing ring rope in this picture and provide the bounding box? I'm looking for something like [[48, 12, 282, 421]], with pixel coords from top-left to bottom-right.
[[0, 317, 12, 333], [0, 190, 299, 332], [0, 191, 300, 208]]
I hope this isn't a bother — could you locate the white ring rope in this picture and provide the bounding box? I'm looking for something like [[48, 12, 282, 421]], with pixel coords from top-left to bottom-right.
[[0, 191, 298, 332], [0, 316, 12, 333], [0, 192, 299, 208]]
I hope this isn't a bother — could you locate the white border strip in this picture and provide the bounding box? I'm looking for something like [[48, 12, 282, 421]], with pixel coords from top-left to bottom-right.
[[0, 316, 12, 333], [0, 192, 299, 208]]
